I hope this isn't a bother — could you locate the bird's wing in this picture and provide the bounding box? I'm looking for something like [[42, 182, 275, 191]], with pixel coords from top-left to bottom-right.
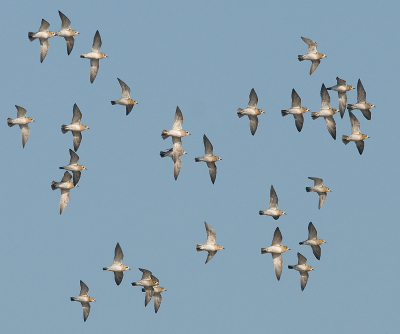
[[39, 19, 50, 31], [205, 251, 217, 264], [247, 88, 258, 108], [308, 177, 322, 186], [311, 245, 321, 260], [301, 37, 317, 53], [91, 30, 101, 52], [206, 162, 217, 184], [39, 38, 49, 63], [308, 222, 317, 239], [58, 11, 71, 29], [114, 243, 124, 264], [154, 292, 162, 313], [79, 280, 89, 295], [19, 124, 30, 148], [320, 84, 331, 109], [144, 287, 154, 306], [69, 149, 79, 164], [118, 78, 131, 99], [291, 89, 301, 108], [173, 157, 182, 180], [114, 271, 123, 285], [71, 104, 82, 124], [172, 106, 183, 130], [271, 227, 283, 246], [249, 115, 258, 135], [60, 189, 70, 214], [355, 140, 365, 155], [81, 302, 90, 322], [72, 171, 81, 187], [65, 37, 75, 55], [203, 134, 213, 155], [16, 105, 27, 118], [294, 114, 304, 132], [90, 59, 99, 83], [297, 252, 307, 265], [300, 272, 309, 291], [269, 185, 278, 209], [349, 111, 361, 134], [324, 115, 336, 140], [338, 92, 347, 118], [205, 222, 216, 245], [357, 79, 366, 103], [139, 268, 152, 280], [272, 253, 283, 281], [318, 192, 327, 209], [61, 171, 72, 182], [72, 131, 82, 152]]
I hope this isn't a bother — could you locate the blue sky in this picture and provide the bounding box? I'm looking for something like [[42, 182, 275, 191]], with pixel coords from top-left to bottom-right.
[[1, 0, 399, 333]]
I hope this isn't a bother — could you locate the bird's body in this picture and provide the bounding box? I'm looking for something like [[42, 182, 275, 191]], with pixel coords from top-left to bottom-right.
[[51, 171, 75, 214], [327, 77, 354, 118], [59, 149, 86, 186], [347, 79, 374, 120], [342, 110, 369, 155], [288, 253, 313, 291], [160, 148, 187, 180]]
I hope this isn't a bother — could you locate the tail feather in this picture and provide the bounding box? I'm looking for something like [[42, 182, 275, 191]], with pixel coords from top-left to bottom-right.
[[28, 32, 36, 41], [61, 125, 68, 134], [70, 297, 75, 301], [299, 242, 304, 245], [342, 135, 350, 145], [160, 151, 167, 158], [161, 130, 169, 140], [298, 55, 305, 61], [311, 112, 319, 120], [196, 244, 203, 251], [7, 118, 15, 127], [194, 157, 201, 162], [259, 211, 265, 215], [131, 282, 137, 286], [281, 110, 289, 117], [59, 167, 65, 170], [347, 104, 354, 110], [305, 187, 312, 192], [103, 267, 108, 270], [237, 108, 244, 118], [111, 101, 117, 105], [288, 265, 294, 269], [261, 248, 268, 254], [51, 181, 57, 190]]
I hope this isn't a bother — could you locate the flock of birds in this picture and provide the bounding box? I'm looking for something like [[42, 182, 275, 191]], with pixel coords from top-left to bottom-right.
[[6, 10, 376, 322]]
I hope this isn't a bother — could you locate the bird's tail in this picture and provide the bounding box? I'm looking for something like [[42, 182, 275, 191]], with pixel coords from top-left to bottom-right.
[[111, 101, 117, 105], [28, 32, 36, 41], [261, 248, 268, 254], [305, 187, 312, 192], [299, 241, 304, 245], [347, 104, 355, 110], [196, 244, 204, 251], [79, 55, 85, 58], [194, 157, 201, 162], [51, 181, 58, 190], [310, 112, 319, 120], [61, 125, 68, 134], [103, 267, 108, 270], [160, 151, 168, 158], [70, 297, 76, 301], [237, 108, 244, 118], [59, 167, 65, 170], [288, 265, 294, 269], [298, 55, 305, 61], [7, 118, 15, 127], [342, 135, 350, 145], [259, 211, 265, 215], [131, 282, 138, 286], [161, 130, 169, 140], [281, 110, 289, 117]]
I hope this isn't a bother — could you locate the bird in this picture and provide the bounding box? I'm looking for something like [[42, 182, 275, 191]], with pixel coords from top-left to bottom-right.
[[310, 84, 339, 139], [61, 104, 89, 152], [288, 252, 313, 291], [80, 30, 107, 83], [28, 19, 56, 62], [103, 243, 130, 285], [196, 222, 224, 264], [281, 88, 309, 132], [70, 280, 95, 322], [259, 185, 286, 220], [298, 37, 326, 75], [261, 227, 290, 280], [132, 269, 160, 308], [237, 88, 264, 135], [347, 79, 374, 120], [342, 110, 369, 155], [55, 11, 78, 55], [141, 285, 166, 313], [111, 78, 138, 115], [299, 222, 326, 260], [161, 106, 190, 163], [160, 148, 187, 180], [7, 105, 34, 148], [306, 177, 331, 209], [51, 171, 75, 214], [59, 149, 86, 186], [194, 134, 221, 184], [327, 77, 354, 118]]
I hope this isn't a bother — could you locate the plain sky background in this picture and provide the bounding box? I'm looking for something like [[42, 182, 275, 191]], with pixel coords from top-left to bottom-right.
[[1, 0, 399, 333]]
